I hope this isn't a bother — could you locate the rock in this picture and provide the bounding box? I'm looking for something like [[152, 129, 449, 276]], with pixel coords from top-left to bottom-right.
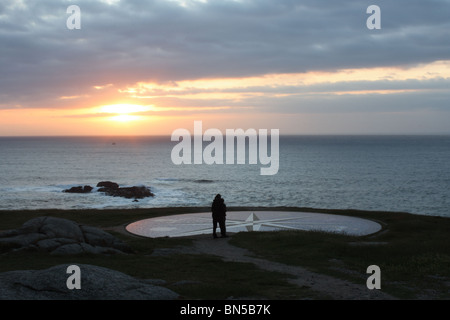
[[51, 243, 86, 255], [0, 232, 47, 248], [98, 184, 154, 199], [64, 181, 154, 199], [0, 264, 179, 300], [80, 225, 131, 253], [39, 216, 84, 241], [195, 179, 214, 183], [36, 238, 77, 251], [0, 216, 132, 255], [64, 185, 93, 193], [106, 186, 154, 199], [96, 181, 119, 189]]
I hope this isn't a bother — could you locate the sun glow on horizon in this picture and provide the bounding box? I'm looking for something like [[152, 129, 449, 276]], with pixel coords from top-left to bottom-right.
[[97, 104, 154, 122], [109, 114, 141, 122], [1, 61, 450, 136]]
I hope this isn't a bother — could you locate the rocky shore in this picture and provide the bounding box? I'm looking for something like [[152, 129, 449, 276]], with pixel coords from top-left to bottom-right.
[[63, 181, 154, 200]]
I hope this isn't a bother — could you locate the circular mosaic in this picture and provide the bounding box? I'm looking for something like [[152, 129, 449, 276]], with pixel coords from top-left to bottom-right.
[[126, 211, 382, 238]]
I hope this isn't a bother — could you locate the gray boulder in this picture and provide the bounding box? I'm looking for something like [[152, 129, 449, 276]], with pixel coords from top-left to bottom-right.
[[0, 216, 132, 255], [0, 264, 179, 300]]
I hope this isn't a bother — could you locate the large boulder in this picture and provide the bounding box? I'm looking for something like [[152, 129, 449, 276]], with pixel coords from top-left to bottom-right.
[[0, 264, 179, 300], [0, 216, 132, 255]]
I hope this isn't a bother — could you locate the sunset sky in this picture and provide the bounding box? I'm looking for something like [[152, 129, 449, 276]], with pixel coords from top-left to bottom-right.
[[1, 0, 450, 136]]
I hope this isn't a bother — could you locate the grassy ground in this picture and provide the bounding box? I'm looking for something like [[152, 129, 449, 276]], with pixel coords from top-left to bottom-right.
[[230, 209, 450, 299], [0, 207, 449, 299]]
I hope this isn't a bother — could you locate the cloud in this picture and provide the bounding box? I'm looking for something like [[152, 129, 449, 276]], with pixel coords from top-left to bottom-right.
[[1, 0, 450, 114]]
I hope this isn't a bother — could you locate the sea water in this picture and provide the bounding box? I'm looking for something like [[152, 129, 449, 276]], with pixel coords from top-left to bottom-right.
[[0, 135, 449, 217]]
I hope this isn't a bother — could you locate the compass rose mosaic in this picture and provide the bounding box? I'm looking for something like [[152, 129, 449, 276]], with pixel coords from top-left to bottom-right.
[[126, 211, 382, 238]]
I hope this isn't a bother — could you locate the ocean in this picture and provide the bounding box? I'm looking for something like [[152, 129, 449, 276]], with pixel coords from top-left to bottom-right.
[[0, 135, 449, 217]]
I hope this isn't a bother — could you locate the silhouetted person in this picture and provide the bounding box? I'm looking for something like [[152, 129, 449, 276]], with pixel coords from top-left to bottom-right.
[[211, 194, 227, 238]]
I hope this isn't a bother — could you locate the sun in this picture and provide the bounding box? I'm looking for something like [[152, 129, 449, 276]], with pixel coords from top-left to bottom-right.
[[98, 104, 153, 122]]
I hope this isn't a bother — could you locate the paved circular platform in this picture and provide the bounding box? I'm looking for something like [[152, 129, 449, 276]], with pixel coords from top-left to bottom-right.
[[126, 211, 382, 238]]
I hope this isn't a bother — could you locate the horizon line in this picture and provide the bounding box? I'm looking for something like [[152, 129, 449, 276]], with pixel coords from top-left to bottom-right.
[[1, 133, 449, 138]]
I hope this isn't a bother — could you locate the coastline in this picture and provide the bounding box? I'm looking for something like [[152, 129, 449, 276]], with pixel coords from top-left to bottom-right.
[[1, 206, 447, 232], [1, 206, 449, 300]]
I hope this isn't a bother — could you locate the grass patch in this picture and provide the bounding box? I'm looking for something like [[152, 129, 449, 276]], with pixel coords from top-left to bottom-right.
[[0, 207, 326, 299], [0, 207, 209, 230], [230, 209, 450, 299], [0, 245, 316, 300], [1, 207, 449, 299]]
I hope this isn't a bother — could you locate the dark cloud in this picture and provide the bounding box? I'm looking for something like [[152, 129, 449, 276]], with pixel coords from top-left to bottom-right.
[[0, 0, 449, 110]]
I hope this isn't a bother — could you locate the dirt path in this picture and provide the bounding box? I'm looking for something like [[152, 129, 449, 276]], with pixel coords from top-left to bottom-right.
[[192, 236, 395, 300]]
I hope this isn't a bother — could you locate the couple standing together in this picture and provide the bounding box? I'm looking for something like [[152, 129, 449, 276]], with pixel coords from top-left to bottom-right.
[[211, 194, 227, 238]]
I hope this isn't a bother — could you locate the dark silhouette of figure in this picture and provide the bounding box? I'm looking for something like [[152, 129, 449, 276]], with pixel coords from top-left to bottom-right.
[[211, 194, 227, 238]]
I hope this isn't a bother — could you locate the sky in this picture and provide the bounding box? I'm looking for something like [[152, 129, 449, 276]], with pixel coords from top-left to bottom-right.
[[1, 0, 450, 136]]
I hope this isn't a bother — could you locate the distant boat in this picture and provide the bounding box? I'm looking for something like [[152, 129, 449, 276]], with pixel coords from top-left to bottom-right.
[[112, 142, 116, 145]]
